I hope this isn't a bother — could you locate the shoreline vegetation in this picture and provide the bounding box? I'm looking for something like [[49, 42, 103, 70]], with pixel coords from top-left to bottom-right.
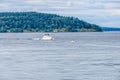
[[0, 12, 102, 33]]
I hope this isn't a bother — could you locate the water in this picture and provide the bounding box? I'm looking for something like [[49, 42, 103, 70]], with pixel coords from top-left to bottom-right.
[[0, 32, 120, 80]]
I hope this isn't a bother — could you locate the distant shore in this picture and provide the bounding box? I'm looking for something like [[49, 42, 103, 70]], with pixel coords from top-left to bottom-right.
[[0, 12, 102, 32]]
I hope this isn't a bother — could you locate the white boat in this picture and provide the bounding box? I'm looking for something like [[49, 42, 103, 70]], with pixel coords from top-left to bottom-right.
[[41, 34, 53, 40]]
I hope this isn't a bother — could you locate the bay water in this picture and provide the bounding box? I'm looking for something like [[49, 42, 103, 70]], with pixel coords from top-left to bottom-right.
[[0, 32, 120, 80]]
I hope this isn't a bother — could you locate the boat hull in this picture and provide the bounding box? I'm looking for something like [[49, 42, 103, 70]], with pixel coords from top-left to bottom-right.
[[41, 34, 53, 40]]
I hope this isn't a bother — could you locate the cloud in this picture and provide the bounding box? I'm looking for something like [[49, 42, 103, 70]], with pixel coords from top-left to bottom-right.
[[24, 0, 45, 5]]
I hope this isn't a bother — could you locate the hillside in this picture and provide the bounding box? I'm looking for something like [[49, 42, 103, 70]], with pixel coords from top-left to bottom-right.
[[102, 27, 120, 31], [0, 12, 102, 32]]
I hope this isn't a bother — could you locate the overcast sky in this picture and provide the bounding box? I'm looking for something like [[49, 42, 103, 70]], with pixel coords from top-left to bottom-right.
[[0, 0, 120, 27]]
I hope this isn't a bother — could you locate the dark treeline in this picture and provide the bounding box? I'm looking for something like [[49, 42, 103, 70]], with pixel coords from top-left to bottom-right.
[[0, 12, 102, 32], [102, 27, 120, 31]]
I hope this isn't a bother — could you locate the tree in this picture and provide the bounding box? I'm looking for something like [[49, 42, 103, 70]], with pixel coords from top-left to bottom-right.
[[0, 12, 102, 32]]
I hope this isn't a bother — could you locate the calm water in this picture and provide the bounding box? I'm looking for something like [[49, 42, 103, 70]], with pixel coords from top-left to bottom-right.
[[0, 32, 120, 80]]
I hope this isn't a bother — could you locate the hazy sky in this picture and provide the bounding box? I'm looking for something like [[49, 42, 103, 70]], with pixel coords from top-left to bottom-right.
[[0, 0, 120, 27]]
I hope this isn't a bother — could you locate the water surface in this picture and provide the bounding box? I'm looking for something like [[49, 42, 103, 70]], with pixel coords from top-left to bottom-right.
[[0, 32, 120, 80]]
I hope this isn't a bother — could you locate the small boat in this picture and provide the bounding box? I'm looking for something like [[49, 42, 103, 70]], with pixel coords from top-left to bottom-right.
[[41, 34, 53, 40]]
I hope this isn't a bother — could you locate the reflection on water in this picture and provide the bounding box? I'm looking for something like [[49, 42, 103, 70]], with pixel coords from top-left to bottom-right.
[[0, 32, 120, 80]]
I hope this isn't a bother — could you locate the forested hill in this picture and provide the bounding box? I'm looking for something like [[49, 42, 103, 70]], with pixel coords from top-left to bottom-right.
[[0, 12, 102, 32], [102, 27, 120, 31]]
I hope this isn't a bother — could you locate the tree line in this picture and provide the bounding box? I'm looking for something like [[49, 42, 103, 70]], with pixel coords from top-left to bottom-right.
[[0, 12, 102, 32]]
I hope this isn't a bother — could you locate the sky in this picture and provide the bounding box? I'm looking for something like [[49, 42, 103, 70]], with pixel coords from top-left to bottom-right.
[[0, 0, 120, 27]]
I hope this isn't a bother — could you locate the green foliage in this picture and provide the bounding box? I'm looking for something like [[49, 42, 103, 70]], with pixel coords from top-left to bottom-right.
[[0, 12, 102, 32]]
